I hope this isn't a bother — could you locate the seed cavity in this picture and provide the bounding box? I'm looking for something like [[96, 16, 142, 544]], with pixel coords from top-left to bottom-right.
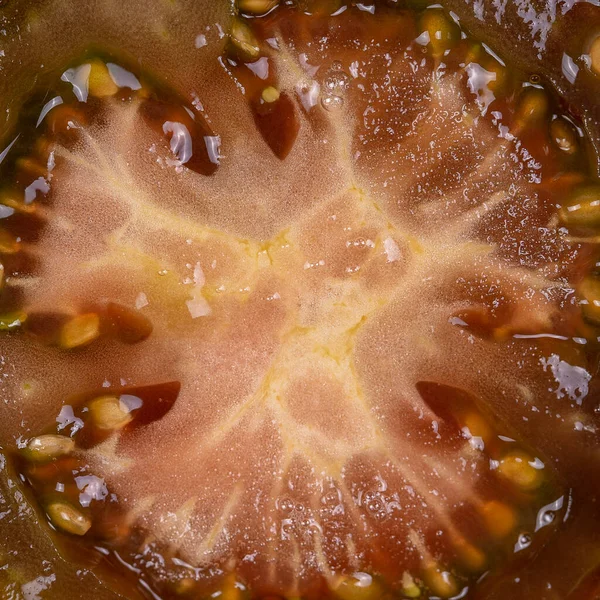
[[106, 302, 153, 344], [253, 92, 300, 159], [45, 103, 87, 134]]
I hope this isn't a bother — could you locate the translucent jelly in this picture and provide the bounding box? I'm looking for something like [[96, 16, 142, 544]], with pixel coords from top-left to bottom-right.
[[0, 1, 600, 599]]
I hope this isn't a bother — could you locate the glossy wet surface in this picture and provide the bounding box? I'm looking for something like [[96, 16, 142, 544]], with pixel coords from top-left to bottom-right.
[[1, 1, 600, 599]]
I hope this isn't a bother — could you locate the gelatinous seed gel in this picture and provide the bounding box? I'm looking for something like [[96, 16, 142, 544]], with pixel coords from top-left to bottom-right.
[[1, 0, 600, 599]]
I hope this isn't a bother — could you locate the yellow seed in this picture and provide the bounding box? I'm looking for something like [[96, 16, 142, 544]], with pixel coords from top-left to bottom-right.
[[419, 9, 460, 60], [4, 566, 25, 585], [550, 118, 578, 154], [88, 395, 133, 431], [217, 572, 249, 600], [33, 137, 53, 160], [299, 0, 343, 14], [497, 451, 543, 491], [492, 324, 512, 342], [262, 86, 281, 103], [462, 412, 493, 442], [46, 501, 91, 536], [558, 185, 600, 228], [0, 228, 20, 254], [26, 434, 75, 461], [237, 0, 279, 15], [453, 536, 486, 571], [25, 6, 42, 29], [480, 500, 517, 538], [588, 34, 600, 76], [484, 58, 508, 92], [0, 192, 37, 214], [173, 578, 197, 595], [515, 87, 549, 127], [463, 42, 481, 65], [0, 311, 27, 331], [15, 156, 47, 179], [136, 83, 152, 100], [401, 571, 421, 598], [331, 573, 382, 600], [422, 563, 458, 599], [88, 60, 119, 98], [230, 18, 260, 61], [59, 313, 100, 349], [578, 277, 600, 326]]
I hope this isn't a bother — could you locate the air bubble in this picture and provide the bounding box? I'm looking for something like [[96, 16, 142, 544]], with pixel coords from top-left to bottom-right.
[[321, 94, 344, 112], [321, 61, 350, 112], [325, 71, 350, 93], [514, 532, 532, 553], [277, 497, 294, 513], [322, 488, 341, 505], [366, 498, 383, 512], [363, 490, 388, 520]]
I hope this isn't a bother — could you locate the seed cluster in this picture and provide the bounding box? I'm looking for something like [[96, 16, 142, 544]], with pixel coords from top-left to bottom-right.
[[14, 375, 564, 600]]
